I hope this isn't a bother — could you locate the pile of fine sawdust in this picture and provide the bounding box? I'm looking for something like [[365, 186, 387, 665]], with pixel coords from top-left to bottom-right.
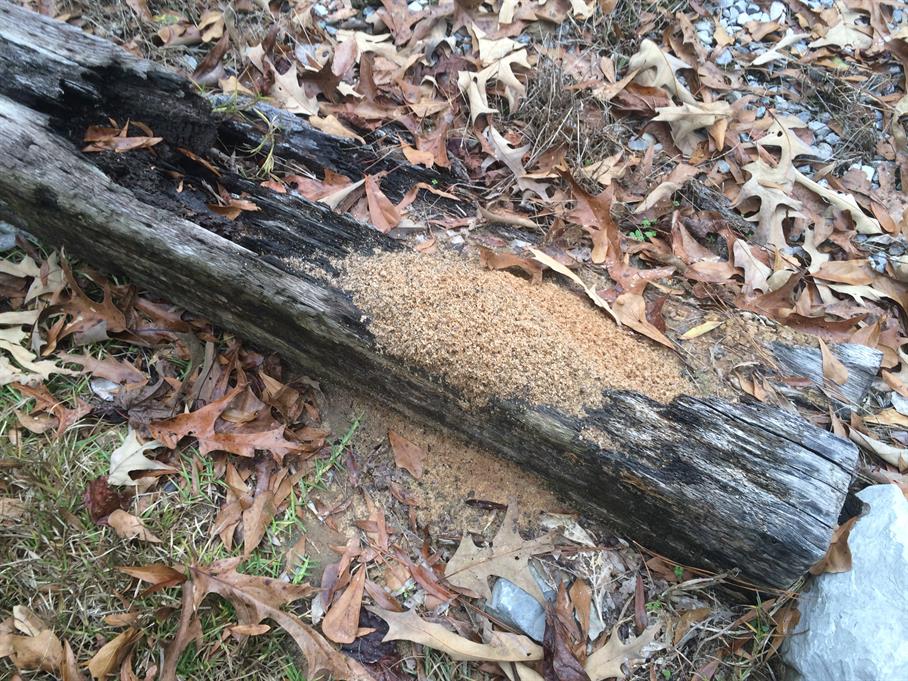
[[340, 251, 692, 413]]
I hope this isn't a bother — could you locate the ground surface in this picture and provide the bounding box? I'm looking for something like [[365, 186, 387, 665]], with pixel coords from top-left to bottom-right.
[[3, 0, 908, 679]]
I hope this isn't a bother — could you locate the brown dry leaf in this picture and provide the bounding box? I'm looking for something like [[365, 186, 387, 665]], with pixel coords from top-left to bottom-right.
[[150, 386, 299, 461], [107, 428, 172, 486], [653, 101, 731, 155], [14, 409, 57, 434], [387, 430, 425, 479], [444, 505, 554, 603], [809, 515, 859, 575], [309, 115, 364, 143], [370, 607, 542, 662], [819, 339, 849, 386], [82, 124, 162, 153], [543, 597, 591, 681], [809, 9, 872, 50], [323, 566, 366, 644], [457, 70, 498, 122], [62, 640, 86, 681], [627, 40, 696, 105], [107, 509, 162, 543], [401, 143, 436, 167], [529, 249, 618, 324], [0, 497, 26, 523], [242, 491, 276, 557], [57, 352, 146, 385], [190, 558, 371, 680], [679, 320, 723, 340], [272, 63, 320, 116], [848, 429, 908, 471], [208, 196, 260, 220], [486, 127, 549, 201], [584, 623, 662, 681], [86, 628, 140, 680], [118, 565, 187, 592], [0, 607, 63, 673], [479, 247, 543, 284], [612, 294, 674, 349], [364, 175, 401, 233]]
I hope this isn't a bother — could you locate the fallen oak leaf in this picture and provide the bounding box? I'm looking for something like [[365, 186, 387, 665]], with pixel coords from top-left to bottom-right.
[[848, 429, 908, 471], [107, 427, 172, 486], [388, 430, 425, 479], [189, 558, 371, 680], [444, 504, 554, 603], [118, 564, 187, 596], [809, 515, 858, 575], [364, 175, 402, 233], [86, 628, 140, 681], [584, 623, 663, 681], [107, 509, 162, 543], [479, 247, 543, 284], [679, 320, 723, 340], [322, 565, 366, 644], [612, 293, 674, 349], [369, 607, 543, 662], [819, 338, 849, 386]]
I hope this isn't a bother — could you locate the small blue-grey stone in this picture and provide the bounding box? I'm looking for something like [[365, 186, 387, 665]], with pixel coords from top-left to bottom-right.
[[313, 3, 329, 16], [718, 160, 731, 173], [699, 30, 713, 44], [825, 132, 841, 145], [628, 136, 651, 151], [756, 106, 767, 118], [797, 111, 812, 123], [770, 1, 786, 20], [716, 49, 733, 65], [816, 142, 833, 159], [736, 12, 751, 24], [487, 579, 546, 642], [727, 7, 740, 21]]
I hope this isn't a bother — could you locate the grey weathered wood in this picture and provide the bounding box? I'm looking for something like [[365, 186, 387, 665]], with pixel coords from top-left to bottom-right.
[[0, 1, 859, 589], [770, 342, 882, 409]]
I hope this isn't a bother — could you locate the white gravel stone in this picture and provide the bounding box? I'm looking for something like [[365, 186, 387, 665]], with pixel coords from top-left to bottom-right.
[[769, 1, 786, 20], [716, 49, 733, 66], [783, 485, 908, 681]]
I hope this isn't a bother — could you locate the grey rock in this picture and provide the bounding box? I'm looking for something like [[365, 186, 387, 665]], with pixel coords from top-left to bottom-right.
[[747, 2, 759, 11], [775, 95, 788, 109], [487, 579, 546, 642], [719, 0, 733, 7], [797, 110, 812, 123], [860, 165, 876, 182], [717, 160, 731, 173], [769, 0, 786, 20], [698, 30, 714, 45], [695, 19, 711, 31], [894, 8, 904, 23], [716, 48, 733, 65], [756, 106, 767, 118], [825, 132, 841, 145], [407, 0, 423, 10], [736, 12, 751, 25], [312, 3, 329, 16], [0, 222, 18, 252], [816, 142, 833, 159], [735, 0, 747, 10], [628, 136, 651, 151], [783, 485, 908, 681], [727, 7, 740, 21], [758, 11, 770, 22]]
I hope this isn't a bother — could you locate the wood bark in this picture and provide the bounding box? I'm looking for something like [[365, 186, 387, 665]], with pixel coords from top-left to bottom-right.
[[0, 1, 859, 589]]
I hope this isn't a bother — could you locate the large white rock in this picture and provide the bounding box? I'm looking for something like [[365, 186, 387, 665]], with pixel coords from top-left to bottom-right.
[[783, 484, 908, 681]]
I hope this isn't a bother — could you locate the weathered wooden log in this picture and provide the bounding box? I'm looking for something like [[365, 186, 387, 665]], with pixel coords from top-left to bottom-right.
[[0, 1, 858, 589]]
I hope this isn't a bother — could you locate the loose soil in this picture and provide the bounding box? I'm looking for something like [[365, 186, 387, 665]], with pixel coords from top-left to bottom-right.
[[341, 250, 692, 414]]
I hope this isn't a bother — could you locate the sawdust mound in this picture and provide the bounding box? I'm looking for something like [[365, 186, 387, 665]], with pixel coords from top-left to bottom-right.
[[341, 251, 691, 413]]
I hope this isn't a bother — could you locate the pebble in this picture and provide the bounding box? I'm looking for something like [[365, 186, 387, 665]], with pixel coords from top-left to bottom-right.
[[695, 19, 711, 31], [727, 7, 740, 21], [628, 135, 652, 151], [797, 111, 812, 123], [313, 3, 329, 16], [718, 160, 731, 173], [698, 30, 713, 45], [816, 143, 833, 159], [860, 165, 876, 182], [407, 0, 423, 10], [736, 12, 751, 25], [735, 0, 746, 10], [716, 49, 733, 65], [825, 132, 841, 145], [756, 106, 767, 118], [769, 1, 786, 20]]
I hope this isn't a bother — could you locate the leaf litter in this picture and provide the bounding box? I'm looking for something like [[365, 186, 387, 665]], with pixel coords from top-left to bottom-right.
[[9, 0, 908, 676]]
